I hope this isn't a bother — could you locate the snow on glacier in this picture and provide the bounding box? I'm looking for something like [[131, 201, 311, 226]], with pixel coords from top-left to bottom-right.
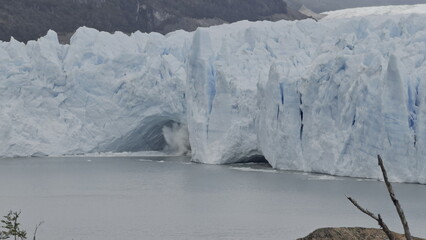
[[322, 4, 426, 20], [2, 5, 426, 182]]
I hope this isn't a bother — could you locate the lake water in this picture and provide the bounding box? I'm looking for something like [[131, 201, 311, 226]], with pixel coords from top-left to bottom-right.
[[0, 156, 425, 240]]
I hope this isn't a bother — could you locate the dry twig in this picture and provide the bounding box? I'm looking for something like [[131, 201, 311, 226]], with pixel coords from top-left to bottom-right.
[[33, 221, 44, 240], [346, 196, 395, 240], [378, 155, 412, 240], [347, 155, 413, 240]]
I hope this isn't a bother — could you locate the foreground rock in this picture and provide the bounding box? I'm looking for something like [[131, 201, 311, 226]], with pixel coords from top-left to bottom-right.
[[298, 227, 425, 240]]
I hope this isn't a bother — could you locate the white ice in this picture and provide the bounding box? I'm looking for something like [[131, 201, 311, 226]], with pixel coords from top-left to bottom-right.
[[1, 4, 426, 182]]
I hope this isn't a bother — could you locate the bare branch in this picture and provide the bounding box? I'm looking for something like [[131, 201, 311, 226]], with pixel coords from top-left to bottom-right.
[[378, 155, 412, 240], [33, 221, 44, 240], [347, 196, 395, 240]]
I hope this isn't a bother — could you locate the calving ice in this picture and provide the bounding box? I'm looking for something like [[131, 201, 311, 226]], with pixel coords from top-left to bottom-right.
[[1, 5, 426, 183]]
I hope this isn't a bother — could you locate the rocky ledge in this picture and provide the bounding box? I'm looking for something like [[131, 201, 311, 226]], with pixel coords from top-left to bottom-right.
[[298, 227, 425, 240]]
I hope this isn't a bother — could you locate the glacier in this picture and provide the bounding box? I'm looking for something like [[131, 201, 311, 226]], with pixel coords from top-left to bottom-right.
[[1, 5, 426, 182]]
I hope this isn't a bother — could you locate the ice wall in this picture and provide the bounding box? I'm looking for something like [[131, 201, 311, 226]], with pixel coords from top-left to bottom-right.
[[257, 15, 426, 182], [0, 28, 190, 156], [2, 5, 426, 182]]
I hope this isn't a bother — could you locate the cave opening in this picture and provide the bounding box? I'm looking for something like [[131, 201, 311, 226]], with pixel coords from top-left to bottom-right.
[[98, 115, 191, 155], [230, 154, 273, 168], [239, 154, 269, 163]]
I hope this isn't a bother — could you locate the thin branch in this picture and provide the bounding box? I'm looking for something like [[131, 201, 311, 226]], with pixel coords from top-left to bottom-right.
[[33, 221, 44, 240], [347, 196, 395, 240], [378, 155, 412, 240]]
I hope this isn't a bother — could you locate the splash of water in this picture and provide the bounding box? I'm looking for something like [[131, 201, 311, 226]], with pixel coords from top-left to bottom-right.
[[162, 123, 191, 155]]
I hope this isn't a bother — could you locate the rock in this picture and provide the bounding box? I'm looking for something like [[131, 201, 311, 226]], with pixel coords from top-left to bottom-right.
[[298, 227, 425, 240]]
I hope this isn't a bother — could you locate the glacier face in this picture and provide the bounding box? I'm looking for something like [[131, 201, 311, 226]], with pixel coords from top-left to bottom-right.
[[0, 28, 190, 156], [2, 5, 426, 182]]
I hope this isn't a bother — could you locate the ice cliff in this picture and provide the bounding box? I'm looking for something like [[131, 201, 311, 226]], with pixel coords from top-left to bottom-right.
[[2, 5, 426, 182]]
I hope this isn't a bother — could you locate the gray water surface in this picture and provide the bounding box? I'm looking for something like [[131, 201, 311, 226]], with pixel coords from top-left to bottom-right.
[[0, 156, 425, 240]]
